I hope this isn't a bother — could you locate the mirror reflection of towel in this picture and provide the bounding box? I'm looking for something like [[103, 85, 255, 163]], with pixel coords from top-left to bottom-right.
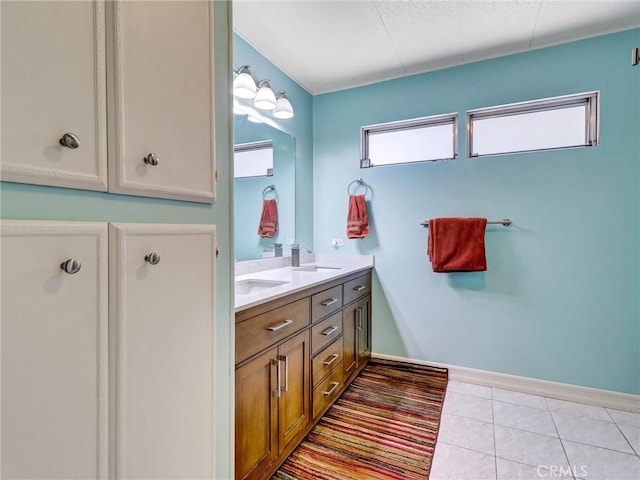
[[258, 199, 278, 238], [427, 218, 487, 272], [347, 194, 369, 239]]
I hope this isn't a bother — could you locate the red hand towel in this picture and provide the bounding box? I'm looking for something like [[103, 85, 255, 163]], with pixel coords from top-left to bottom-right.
[[347, 194, 369, 239], [427, 217, 487, 272], [258, 199, 278, 238]]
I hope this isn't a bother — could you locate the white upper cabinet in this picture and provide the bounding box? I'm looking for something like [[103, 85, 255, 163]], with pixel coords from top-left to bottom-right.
[[109, 223, 216, 479], [0, 1, 108, 191], [107, 1, 216, 203], [1, 0, 216, 203], [1, 220, 109, 479]]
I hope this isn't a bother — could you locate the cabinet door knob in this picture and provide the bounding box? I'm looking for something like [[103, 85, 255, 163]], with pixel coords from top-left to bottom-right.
[[144, 153, 159, 166], [60, 258, 81, 274], [59, 133, 80, 149], [145, 252, 160, 265]]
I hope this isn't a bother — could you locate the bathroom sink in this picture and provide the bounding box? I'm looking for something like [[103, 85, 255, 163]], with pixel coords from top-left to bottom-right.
[[235, 279, 289, 295], [294, 265, 341, 273]]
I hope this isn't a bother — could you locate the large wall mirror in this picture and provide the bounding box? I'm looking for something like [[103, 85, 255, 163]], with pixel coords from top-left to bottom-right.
[[234, 114, 295, 261]]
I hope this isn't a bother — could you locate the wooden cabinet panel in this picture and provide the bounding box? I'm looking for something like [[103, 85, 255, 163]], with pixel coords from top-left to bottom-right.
[[277, 331, 310, 453], [343, 272, 371, 305], [236, 298, 310, 364], [1, 221, 108, 479], [110, 223, 216, 480], [311, 285, 343, 322], [108, 1, 215, 202], [235, 348, 278, 480], [342, 301, 358, 380], [1, 1, 107, 191], [312, 339, 344, 387], [311, 311, 343, 355], [358, 295, 372, 365]]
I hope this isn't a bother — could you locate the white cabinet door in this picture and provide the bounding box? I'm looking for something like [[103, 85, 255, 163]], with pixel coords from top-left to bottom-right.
[[0, 1, 108, 191], [109, 223, 216, 479], [108, 1, 216, 203], [1, 220, 108, 479]]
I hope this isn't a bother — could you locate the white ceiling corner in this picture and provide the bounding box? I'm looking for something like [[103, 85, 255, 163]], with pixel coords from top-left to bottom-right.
[[232, 0, 640, 95]]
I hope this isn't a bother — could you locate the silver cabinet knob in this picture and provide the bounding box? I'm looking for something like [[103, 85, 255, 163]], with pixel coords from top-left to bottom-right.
[[59, 133, 80, 149], [60, 258, 81, 274], [143, 153, 159, 166], [145, 252, 160, 265]]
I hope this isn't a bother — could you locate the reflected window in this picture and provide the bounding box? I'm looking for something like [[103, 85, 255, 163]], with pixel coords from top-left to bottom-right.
[[361, 113, 458, 167], [467, 91, 599, 157], [234, 141, 273, 178]]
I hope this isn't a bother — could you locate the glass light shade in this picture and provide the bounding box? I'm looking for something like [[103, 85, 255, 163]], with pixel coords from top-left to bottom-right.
[[254, 80, 277, 110], [233, 67, 257, 99], [273, 92, 294, 119], [233, 99, 247, 115]]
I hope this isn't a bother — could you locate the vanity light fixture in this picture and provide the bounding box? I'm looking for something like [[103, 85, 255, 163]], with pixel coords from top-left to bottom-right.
[[273, 92, 294, 119], [233, 65, 295, 119], [254, 80, 277, 110], [233, 65, 257, 99]]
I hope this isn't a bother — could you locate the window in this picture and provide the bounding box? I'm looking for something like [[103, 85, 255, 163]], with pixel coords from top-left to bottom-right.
[[361, 113, 458, 168], [467, 91, 599, 157], [234, 141, 273, 178]]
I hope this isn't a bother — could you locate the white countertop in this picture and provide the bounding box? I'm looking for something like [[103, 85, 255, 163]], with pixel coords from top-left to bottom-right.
[[235, 254, 374, 311]]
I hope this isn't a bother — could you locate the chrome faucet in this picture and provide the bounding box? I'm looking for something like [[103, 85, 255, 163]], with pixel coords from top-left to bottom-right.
[[291, 243, 311, 267]]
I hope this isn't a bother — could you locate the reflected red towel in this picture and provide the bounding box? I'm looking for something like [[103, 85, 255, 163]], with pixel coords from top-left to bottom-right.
[[427, 217, 487, 272], [347, 195, 369, 239], [258, 199, 278, 238]]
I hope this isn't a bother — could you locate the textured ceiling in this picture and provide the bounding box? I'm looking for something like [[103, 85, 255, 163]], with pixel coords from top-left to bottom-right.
[[233, 0, 640, 94]]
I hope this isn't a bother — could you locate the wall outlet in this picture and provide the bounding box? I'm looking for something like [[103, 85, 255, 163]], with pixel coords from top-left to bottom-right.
[[331, 238, 344, 248]]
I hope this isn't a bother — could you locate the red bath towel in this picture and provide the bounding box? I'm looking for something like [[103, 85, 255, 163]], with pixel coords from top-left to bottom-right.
[[347, 195, 369, 239], [258, 199, 278, 238], [427, 217, 487, 272]]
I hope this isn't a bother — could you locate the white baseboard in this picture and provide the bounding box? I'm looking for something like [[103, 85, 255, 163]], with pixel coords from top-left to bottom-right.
[[372, 353, 640, 413]]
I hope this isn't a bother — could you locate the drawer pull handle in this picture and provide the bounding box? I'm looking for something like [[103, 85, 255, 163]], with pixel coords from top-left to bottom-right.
[[323, 381, 340, 396], [353, 285, 366, 291], [323, 353, 339, 366], [266, 319, 293, 332], [60, 258, 81, 274], [145, 252, 160, 265], [321, 298, 338, 307], [322, 325, 338, 336], [59, 132, 80, 149], [144, 153, 159, 166]]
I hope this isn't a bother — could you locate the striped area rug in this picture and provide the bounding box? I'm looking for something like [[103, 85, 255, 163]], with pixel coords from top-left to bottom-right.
[[273, 358, 448, 480]]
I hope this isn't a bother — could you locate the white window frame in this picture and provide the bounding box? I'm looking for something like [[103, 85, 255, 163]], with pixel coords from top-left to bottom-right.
[[360, 113, 458, 168], [467, 91, 599, 158], [233, 140, 274, 178]]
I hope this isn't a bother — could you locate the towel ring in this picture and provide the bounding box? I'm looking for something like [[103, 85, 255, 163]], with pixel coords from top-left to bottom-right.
[[262, 184, 278, 201], [348, 178, 369, 197]]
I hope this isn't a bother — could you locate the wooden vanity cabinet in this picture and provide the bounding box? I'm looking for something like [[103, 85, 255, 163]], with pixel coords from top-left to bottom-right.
[[235, 269, 372, 480]]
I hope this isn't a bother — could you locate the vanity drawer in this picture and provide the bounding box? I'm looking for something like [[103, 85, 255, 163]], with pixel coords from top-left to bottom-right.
[[343, 272, 372, 305], [236, 298, 310, 364], [311, 285, 343, 322], [311, 311, 343, 355], [312, 338, 343, 386], [313, 364, 344, 419]]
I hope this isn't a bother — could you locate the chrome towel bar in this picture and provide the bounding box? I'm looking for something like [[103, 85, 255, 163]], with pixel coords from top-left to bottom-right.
[[421, 218, 512, 228]]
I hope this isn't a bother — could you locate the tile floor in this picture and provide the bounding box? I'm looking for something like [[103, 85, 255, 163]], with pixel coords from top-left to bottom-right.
[[430, 380, 640, 480]]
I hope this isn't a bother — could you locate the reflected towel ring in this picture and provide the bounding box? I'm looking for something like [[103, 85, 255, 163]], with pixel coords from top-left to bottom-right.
[[263, 184, 278, 201], [348, 178, 369, 197]]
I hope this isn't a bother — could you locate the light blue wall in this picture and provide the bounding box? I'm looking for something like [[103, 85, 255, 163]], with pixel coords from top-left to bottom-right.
[[0, 2, 235, 477], [313, 29, 640, 395], [233, 34, 314, 250]]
